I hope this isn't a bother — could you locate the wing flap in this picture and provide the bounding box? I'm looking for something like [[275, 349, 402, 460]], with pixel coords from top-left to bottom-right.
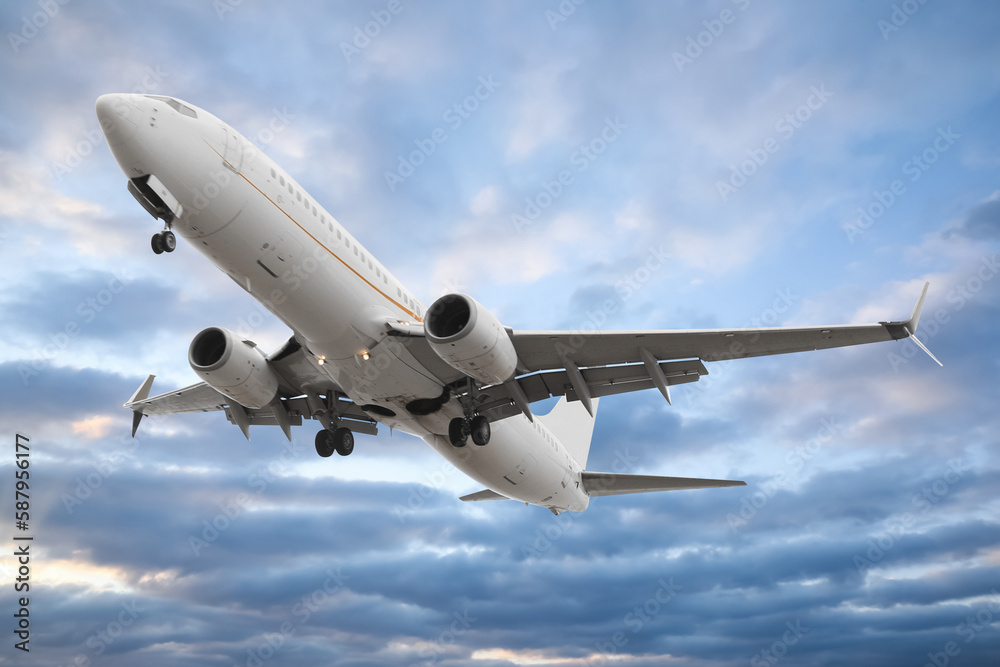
[[470, 359, 707, 422], [582, 472, 746, 497]]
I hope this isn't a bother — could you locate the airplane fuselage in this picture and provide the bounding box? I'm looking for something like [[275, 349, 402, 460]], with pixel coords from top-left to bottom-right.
[[98, 93, 590, 513]]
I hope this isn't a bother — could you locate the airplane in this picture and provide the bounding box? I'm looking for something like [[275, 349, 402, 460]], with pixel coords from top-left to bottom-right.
[[97, 93, 940, 515]]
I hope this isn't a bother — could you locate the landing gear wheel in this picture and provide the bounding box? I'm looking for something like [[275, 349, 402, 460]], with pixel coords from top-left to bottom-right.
[[315, 429, 335, 458], [151, 233, 164, 255], [448, 417, 470, 448], [161, 230, 177, 252], [334, 427, 354, 456], [470, 415, 490, 446]]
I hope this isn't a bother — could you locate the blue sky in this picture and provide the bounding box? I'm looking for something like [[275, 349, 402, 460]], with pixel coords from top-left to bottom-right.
[[1, 1, 999, 665]]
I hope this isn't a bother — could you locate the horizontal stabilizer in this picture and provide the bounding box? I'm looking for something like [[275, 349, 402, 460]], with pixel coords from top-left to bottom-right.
[[459, 489, 510, 502], [582, 471, 746, 497]]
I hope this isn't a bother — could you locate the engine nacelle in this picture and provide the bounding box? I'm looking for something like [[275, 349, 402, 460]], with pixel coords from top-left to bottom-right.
[[188, 327, 281, 409], [424, 293, 518, 386]]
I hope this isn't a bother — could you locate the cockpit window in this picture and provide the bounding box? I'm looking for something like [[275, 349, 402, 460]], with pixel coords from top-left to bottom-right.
[[145, 95, 198, 119]]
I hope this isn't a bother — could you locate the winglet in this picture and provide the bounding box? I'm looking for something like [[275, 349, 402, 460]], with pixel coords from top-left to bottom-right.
[[907, 282, 943, 366], [904, 281, 930, 333], [126, 375, 156, 437], [126, 374, 156, 407], [882, 282, 942, 366], [130, 412, 144, 438]]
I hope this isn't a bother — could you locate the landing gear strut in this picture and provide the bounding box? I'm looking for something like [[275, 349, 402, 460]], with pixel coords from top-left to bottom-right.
[[315, 426, 354, 457]]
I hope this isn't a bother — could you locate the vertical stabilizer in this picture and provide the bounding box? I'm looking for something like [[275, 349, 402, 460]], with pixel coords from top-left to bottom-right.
[[538, 396, 600, 468]]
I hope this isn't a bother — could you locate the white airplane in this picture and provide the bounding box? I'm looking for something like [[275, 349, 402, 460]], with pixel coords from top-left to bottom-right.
[[97, 93, 939, 515]]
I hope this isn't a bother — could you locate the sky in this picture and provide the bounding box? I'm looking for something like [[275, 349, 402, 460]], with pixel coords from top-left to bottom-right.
[[1, 1, 999, 665]]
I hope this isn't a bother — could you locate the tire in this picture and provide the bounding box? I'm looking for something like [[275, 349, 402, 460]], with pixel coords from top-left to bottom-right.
[[151, 233, 164, 255], [448, 418, 469, 447], [470, 415, 490, 446], [162, 230, 177, 252], [315, 429, 335, 457], [334, 427, 354, 456]]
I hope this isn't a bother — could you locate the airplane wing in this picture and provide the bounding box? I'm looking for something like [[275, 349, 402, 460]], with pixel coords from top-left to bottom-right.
[[124, 335, 378, 440], [125, 378, 227, 415], [392, 283, 937, 421], [512, 282, 936, 371]]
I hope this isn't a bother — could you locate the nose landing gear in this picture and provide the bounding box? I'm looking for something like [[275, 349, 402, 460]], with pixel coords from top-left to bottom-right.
[[128, 175, 180, 255], [151, 229, 176, 254]]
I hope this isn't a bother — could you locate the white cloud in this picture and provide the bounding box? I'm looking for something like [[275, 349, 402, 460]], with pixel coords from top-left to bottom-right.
[[469, 185, 500, 216], [505, 58, 578, 161]]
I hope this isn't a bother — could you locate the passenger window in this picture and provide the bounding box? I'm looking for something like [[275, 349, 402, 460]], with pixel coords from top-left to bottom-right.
[[279, 175, 285, 185]]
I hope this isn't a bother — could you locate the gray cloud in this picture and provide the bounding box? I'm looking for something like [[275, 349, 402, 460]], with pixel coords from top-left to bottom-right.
[[2, 1, 1000, 666]]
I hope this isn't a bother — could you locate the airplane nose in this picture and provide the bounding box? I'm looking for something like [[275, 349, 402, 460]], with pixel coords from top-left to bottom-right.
[[96, 94, 138, 146]]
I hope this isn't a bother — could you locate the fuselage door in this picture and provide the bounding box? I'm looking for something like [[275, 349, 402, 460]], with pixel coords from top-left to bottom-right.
[[219, 124, 244, 174]]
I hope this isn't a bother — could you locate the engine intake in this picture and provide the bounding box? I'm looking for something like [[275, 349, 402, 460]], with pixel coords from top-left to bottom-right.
[[424, 294, 517, 385], [189, 327, 281, 409]]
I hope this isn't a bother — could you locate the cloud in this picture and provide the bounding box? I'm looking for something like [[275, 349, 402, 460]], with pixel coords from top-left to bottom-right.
[[2, 2, 1000, 666], [71, 415, 115, 439], [505, 58, 580, 161]]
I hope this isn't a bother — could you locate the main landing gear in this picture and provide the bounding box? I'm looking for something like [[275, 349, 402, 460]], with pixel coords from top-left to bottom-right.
[[447, 377, 492, 448], [150, 229, 176, 254], [449, 414, 490, 448], [315, 426, 354, 458]]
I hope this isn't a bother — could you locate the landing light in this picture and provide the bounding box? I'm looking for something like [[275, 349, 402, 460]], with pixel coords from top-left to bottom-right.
[[361, 350, 370, 361], [317, 355, 326, 366]]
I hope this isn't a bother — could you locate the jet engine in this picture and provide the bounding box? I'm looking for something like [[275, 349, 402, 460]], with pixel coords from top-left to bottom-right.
[[424, 293, 518, 385], [188, 327, 281, 409]]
